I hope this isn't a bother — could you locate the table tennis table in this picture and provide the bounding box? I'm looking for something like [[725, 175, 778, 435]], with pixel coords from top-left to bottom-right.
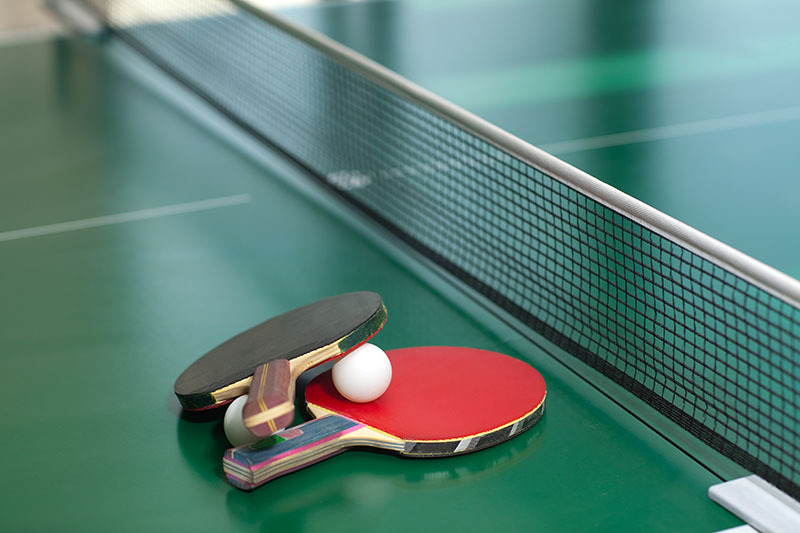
[[2, 1, 799, 531]]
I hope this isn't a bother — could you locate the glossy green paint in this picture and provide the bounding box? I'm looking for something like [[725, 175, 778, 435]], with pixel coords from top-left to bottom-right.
[[283, 0, 800, 280], [0, 35, 742, 531]]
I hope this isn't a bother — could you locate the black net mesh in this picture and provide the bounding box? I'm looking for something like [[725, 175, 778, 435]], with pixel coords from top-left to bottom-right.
[[87, 0, 800, 497]]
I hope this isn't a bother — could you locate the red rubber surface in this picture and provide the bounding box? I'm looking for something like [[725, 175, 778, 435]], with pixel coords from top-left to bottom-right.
[[305, 346, 546, 441]]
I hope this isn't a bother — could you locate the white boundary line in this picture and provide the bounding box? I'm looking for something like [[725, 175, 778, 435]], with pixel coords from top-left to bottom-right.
[[710, 475, 800, 533], [0, 194, 252, 243], [542, 106, 800, 155]]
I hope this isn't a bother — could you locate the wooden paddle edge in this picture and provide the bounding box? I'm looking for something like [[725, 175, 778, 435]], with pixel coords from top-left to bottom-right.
[[175, 300, 387, 411], [306, 392, 546, 457]]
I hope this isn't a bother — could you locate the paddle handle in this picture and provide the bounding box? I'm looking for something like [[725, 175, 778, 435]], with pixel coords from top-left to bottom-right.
[[223, 414, 362, 490], [243, 360, 295, 437]]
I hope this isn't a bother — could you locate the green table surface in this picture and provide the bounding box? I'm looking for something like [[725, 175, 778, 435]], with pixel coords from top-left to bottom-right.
[[5, 0, 797, 530]]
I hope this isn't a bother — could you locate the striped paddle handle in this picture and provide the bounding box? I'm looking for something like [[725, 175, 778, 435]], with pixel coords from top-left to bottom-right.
[[223, 415, 364, 490], [243, 360, 295, 437]]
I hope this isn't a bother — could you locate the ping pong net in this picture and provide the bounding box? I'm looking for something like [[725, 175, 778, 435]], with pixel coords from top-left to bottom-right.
[[77, 0, 800, 498]]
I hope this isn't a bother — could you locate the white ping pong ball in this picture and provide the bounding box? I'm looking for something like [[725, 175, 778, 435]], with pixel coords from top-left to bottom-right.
[[332, 343, 392, 403], [223, 394, 260, 447]]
